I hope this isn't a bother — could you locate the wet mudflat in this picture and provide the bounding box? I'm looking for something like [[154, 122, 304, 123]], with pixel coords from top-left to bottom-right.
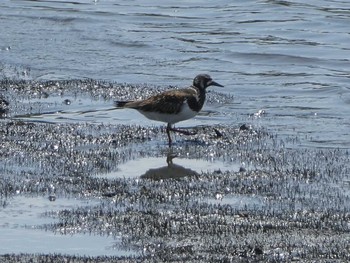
[[1, 80, 349, 262]]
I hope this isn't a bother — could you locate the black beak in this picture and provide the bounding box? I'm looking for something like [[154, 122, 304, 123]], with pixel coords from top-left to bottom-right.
[[209, 80, 224, 87]]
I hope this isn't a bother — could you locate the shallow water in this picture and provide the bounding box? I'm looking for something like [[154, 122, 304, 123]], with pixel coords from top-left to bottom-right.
[[1, 0, 349, 148], [1, 228, 130, 256], [98, 156, 241, 179], [0, 196, 133, 256]]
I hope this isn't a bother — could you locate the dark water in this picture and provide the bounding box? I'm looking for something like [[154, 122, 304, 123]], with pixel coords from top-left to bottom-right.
[[1, 0, 350, 259], [1, 0, 350, 148]]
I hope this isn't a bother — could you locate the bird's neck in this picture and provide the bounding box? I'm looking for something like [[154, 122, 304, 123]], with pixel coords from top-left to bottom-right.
[[197, 87, 206, 107], [189, 86, 206, 112]]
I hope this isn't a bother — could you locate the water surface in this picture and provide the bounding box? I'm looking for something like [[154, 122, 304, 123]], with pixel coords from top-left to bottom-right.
[[1, 0, 349, 147], [0, 196, 133, 256]]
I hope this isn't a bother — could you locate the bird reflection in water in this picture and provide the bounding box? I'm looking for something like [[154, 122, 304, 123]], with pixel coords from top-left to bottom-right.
[[140, 151, 199, 180]]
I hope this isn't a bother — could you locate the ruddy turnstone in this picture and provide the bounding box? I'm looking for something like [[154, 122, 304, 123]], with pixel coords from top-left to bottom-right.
[[115, 74, 224, 146]]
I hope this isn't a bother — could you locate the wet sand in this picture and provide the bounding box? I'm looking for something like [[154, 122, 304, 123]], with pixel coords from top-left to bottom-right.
[[1, 79, 349, 262]]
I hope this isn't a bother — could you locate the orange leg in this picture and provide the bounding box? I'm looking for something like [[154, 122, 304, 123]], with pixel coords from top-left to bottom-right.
[[166, 123, 197, 147], [166, 123, 172, 147]]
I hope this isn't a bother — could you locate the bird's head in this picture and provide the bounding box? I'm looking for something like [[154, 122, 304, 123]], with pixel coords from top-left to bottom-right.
[[193, 74, 224, 90]]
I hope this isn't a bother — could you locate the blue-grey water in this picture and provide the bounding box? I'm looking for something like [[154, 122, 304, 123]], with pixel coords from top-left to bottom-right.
[[1, 0, 350, 148], [1, 0, 350, 257]]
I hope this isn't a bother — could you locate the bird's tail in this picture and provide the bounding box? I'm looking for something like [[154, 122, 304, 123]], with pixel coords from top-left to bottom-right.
[[114, 101, 133, 108]]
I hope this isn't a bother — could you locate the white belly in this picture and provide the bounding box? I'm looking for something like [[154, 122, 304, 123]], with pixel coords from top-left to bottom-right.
[[138, 103, 198, 124]]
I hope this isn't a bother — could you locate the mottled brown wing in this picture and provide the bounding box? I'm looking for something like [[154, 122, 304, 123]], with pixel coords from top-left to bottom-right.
[[127, 88, 196, 114]]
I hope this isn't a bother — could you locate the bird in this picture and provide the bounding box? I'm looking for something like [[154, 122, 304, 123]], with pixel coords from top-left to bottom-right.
[[115, 74, 224, 146]]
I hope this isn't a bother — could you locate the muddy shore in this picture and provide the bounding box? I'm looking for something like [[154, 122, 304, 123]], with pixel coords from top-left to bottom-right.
[[1, 79, 349, 262]]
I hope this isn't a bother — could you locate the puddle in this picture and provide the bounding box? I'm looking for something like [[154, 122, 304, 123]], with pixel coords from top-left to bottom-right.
[[98, 157, 241, 179], [0, 196, 98, 227], [0, 228, 132, 257], [0, 196, 134, 257]]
